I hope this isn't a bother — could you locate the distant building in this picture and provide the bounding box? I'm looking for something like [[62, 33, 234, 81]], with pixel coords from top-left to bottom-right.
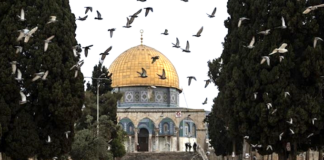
[[109, 41, 208, 152]]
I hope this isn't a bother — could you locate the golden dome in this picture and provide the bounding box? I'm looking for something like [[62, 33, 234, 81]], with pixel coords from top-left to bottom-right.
[[109, 45, 179, 90]]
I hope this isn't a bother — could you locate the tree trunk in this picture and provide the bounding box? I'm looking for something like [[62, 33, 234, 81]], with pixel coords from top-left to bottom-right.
[[319, 149, 322, 160], [306, 149, 310, 160]]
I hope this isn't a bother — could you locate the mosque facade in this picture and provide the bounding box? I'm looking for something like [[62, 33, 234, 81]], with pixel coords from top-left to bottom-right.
[[108, 43, 208, 152]]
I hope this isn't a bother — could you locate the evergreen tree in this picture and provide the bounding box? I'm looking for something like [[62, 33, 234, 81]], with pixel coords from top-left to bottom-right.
[[86, 63, 113, 95], [208, 0, 324, 159], [0, 0, 84, 159]]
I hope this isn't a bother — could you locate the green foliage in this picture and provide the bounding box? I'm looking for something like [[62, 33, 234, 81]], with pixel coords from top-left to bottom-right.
[[0, 0, 84, 159], [208, 0, 324, 157]]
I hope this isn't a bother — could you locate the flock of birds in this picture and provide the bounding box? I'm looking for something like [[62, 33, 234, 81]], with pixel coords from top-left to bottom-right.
[[73, 2, 218, 106], [229, 3, 324, 151]]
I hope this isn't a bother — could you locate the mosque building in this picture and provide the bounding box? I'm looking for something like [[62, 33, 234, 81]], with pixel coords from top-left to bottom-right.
[[108, 32, 209, 152]]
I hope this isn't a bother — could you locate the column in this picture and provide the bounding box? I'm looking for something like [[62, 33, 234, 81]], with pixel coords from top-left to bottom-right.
[[128, 136, 132, 153], [149, 134, 152, 152], [175, 127, 179, 151], [134, 128, 138, 152], [155, 128, 160, 152]]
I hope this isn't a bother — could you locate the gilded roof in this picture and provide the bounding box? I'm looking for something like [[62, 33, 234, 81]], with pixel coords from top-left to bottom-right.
[[109, 45, 179, 90]]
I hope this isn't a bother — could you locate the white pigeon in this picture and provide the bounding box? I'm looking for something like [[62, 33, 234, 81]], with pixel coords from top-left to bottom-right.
[[289, 128, 294, 134], [65, 131, 71, 139], [313, 37, 323, 48], [15, 69, 24, 81], [307, 133, 314, 138], [42, 70, 49, 80], [266, 103, 272, 109], [44, 35, 55, 52], [19, 91, 27, 104], [251, 144, 257, 148], [279, 132, 284, 141], [269, 43, 288, 55], [46, 135, 51, 143], [258, 29, 271, 35], [284, 92, 290, 98], [277, 17, 287, 29], [72, 44, 81, 57], [70, 60, 84, 78], [266, 145, 273, 151], [16, 30, 26, 41], [253, 92, 258, 99], [303, 4, 324, 14], [244, 136, 249, 139], [17, 8, 26, 21], [24, 26, 38, 43], [312, 118, 317, 125], [287, 118, 293, 124], [257, 144, 262, 148], [244, 36, 255, 49], [32, 72, 45, 82], [271, 109, 277, 114], [10, 61, 18, 74], [260, 56, 270, 66], [238, 17, 249, 28], [15, 46, 23, 54], [47, 16, 57, 24], [279, 56, 284, 62]]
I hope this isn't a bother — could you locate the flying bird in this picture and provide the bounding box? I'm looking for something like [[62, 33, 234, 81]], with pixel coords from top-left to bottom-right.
[[108, 28, 116, 38], [144, 7, 153, 17], [172, 37, 180, 48], [243, 36, 255, 49], [138, 0, 146, 2], [244, 136, 249, 139], [100, 46, 112, 61], [284, 92, 290, 98], [44, 35, 55, 52], [77, 15, 88, 21], [289, 128, 294, 134], [10, 61, 18, 74], [182, 41, 190, 53], [181, 0, 189, 2], [260, 56, 270, 66], [65, 131, 71, 139], [70, 60, 84, 78], [307, 133, 314, 138], [202, 98, 207, 105], [207, 7, 217, 18], [287, 118, 293, 124], [151, 56, 159, 64], [253, 92, 258, 99], [24, 26, 38, 43], [130, 9, 142, 18], [15, 46, 23, 54], [85, 7, 92, 14], [204, 79, 211, 88], [279, 56, 284, 62], [32, 72, 45, 82], [47, 16, 57, 24], [17, 8, 26, 21], [193, 26, 203, 37], [303, 4, 324, 14], [271, 109, 277, 114], [15, 69, 23, 81], [279, 132, 284, 141], [82, 45, 93, 57], [187, 76, 197, 86], [137, 68, 148, 78], [266, 103, 272, 109], [46, 135, 51, 143], [17, 30, 26, 41], [72, 44, 82, 57], [161, 29, 168, 35], [19, 91, 27, 104], [238, 17, 249, 28], [94, 10, 103, 20], [312, 118, 317, 125], [258, 29, 271, 35], [266, 145, 273, 151], [269, 43, 288, 55], [123, 17, 132, 28], [277, 17, 287, 29], [157, 69, 166, 79], [313, 37, 323, 48]]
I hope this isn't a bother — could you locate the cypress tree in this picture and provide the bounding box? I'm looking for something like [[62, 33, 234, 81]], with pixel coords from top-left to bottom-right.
[[208, 0, 324, 159], [0, 0, 84, 159]]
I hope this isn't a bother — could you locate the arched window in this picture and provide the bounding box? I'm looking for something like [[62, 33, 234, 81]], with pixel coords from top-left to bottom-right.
[[163, 123, 169, 134]]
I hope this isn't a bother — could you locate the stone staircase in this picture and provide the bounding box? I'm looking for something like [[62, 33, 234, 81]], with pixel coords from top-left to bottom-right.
[[120, 151, 204, 160]]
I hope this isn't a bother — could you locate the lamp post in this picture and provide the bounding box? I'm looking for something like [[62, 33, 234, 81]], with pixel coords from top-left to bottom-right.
[[84, 73, 107, 137]]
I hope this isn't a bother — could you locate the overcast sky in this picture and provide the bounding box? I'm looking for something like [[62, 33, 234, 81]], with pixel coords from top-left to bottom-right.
[[69, 0, 229, 111]]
